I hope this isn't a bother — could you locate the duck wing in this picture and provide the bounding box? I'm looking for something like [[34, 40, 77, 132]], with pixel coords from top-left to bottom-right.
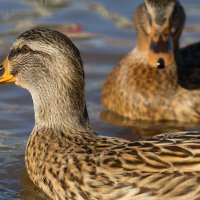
[[33, 131, 200, 199], [179, 42, 200, 89]]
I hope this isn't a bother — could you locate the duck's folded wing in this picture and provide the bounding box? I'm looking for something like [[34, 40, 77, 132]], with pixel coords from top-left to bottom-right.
[[98, 131, 200, 173], [58, 131, 200, 199], [179, 42, 200, 89]]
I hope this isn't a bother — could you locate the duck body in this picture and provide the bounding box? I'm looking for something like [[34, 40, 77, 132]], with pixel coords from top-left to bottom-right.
[[102, 0, 200, 122], [102, 49, 200, 122], [27, 127, 200, 200], [2, 28, 200, 199]]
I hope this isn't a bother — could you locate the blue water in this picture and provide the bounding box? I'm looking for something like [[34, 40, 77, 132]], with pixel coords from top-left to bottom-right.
[[0, 0, 200, 199]]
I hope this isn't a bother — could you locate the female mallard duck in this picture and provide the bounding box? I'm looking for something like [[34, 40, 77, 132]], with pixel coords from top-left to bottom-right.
[[2, 28, 200, 199], [102, 0, 200, 122]]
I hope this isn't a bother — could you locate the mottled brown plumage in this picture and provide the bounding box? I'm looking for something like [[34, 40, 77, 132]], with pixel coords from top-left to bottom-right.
[[102, 0, 200, 122], [2, 28, 200, 200]]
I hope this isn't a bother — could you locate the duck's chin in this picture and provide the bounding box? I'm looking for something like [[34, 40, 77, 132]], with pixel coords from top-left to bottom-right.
[[15, 79, 24, 88]]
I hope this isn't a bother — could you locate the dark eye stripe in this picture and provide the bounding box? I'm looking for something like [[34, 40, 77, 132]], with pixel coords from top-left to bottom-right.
[[8, 48, 52, 66], [0, 65, 5, 76], [8, 46, 32, 60]]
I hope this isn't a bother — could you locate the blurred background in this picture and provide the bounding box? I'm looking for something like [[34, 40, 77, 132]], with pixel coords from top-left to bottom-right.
[[0, 0, 200, 199]]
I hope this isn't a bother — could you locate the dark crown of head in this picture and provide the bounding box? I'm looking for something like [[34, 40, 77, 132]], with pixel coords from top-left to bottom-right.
[[17, 28, 83, 66], [146, 0, 177, 7], [18, 28, 75, 50]]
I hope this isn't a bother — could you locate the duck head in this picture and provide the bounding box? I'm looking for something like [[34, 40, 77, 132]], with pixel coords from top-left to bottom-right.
[[0, 28, 84, 89], [0, 28, 89, 128], [134, 0, 185, 69]]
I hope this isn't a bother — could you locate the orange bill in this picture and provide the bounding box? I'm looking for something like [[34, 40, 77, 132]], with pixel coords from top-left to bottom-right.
[[149, 38, 174, 68], [0, 57, 15, 83], [148, 26, 174, 68]]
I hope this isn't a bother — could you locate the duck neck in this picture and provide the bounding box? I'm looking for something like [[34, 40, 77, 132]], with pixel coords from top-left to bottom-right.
[[30, 81, 90, 132], [130, 48, 178, 94]]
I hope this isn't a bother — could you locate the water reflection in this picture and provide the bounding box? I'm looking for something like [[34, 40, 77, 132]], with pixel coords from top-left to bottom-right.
[[19, 168, 48, 200], [27, 0, 66, 7], [101, 110, 200, 139]]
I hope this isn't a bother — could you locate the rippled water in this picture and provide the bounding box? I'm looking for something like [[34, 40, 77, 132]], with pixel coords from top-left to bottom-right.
[[0, 0, 200, 199]]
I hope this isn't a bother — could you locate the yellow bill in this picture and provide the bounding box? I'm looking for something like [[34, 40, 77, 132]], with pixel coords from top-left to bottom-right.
[[0, 57, 15, 83]]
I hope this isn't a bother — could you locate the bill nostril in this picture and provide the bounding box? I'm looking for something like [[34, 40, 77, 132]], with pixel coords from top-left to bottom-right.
[[157, 58, 165, 69], [0, 65, 5, 76]]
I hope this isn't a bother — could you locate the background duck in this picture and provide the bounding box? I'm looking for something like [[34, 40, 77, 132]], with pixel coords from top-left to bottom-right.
[[2, 28, 200, 199], [102, 0, 200, 122]]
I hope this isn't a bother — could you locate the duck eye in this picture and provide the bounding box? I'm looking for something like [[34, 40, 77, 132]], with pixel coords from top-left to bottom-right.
[[21, 45, 31, 52]]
